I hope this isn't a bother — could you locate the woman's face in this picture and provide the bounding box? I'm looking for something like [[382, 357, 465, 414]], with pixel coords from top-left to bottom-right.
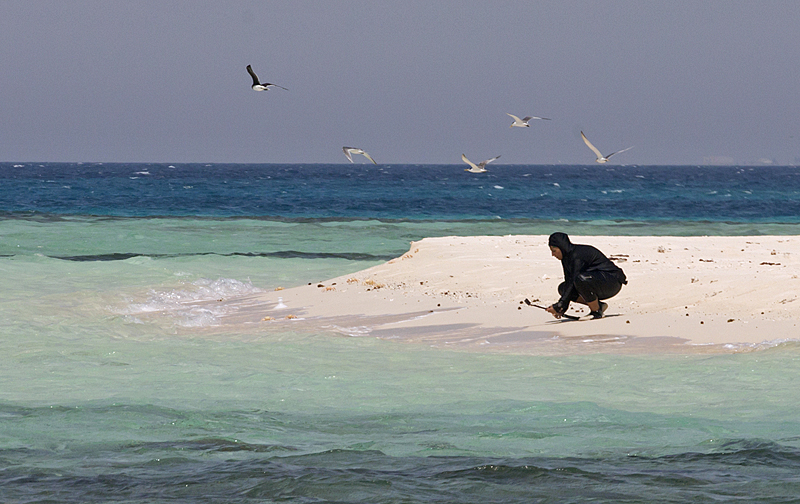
[[549, 246, 563, 260]]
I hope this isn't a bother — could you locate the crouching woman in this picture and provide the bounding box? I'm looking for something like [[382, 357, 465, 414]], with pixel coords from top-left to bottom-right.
[[545, 232, 627, 319]]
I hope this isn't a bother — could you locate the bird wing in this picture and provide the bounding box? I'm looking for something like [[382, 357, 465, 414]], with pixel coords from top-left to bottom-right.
[[478, 155, 501, 168], [266, 83, 288, 91], [246, 65, 260, 86], [606, 146, 633, 159], [361, 151, 377, 164], [581, 132, 604, 160], [530, 116, 551, 121], [506, 113, 522, 123], [521, 116, 533, 122], [461, 154, 480, 171], [342, 147, 354, 163]]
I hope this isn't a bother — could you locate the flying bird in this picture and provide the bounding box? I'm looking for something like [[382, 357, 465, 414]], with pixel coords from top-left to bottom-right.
[[342, 147, 377, 164], [581, 131, 633, 163], [507, 113, 551, 128], [246, 64, 288, 91], [461, 153, 500, 173]]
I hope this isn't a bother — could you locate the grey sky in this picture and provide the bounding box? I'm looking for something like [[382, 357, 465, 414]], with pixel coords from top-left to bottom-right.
[[1, 1, 798, 165]]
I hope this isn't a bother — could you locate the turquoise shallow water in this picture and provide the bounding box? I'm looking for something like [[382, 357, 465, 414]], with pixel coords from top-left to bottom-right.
[[3, 163, 800, 502], [2, 216, 800, 502]]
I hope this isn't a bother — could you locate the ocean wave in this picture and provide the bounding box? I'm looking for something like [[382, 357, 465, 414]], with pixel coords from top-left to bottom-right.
[[5, 438, 798, 503], [717, 338, 800, 352], [328, 325, 373, 337], [119, 278, 263, 327]]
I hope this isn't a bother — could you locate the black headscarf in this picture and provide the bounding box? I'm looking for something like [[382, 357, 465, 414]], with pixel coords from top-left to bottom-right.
[[548, 232, 574, 254]]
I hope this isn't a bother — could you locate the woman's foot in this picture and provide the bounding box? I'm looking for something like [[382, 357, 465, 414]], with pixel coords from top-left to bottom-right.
[[590, 302, 608, 319]]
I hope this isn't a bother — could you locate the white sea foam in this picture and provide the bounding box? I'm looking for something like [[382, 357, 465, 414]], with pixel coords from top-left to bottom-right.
[[177, 308, 222, 327], [716, 338, 800, 352], [329, 325, 373, 337], [120, 278, 263, 327]]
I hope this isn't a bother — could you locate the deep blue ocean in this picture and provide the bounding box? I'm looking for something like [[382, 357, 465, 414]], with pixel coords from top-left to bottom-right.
[[4, 162, 800, 223], [2, 162, 800, 503]]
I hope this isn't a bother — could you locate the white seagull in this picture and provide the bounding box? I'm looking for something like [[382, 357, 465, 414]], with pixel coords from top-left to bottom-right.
[[581, 131, 633, 163], [507, 113, 551, 128], [246, 64, 288, 91], [462, 153, 500, 173], [342, 147, 377, 164]]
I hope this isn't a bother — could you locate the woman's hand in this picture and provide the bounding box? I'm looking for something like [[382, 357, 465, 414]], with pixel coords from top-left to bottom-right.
[[545, 304, 563, 319]]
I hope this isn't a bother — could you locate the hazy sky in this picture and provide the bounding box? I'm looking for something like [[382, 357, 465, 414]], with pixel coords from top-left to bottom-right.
[[2, 1, 799, 165]]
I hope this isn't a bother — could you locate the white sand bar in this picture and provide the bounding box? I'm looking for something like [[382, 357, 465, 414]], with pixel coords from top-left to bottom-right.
[[225, 236, 800, 354]]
